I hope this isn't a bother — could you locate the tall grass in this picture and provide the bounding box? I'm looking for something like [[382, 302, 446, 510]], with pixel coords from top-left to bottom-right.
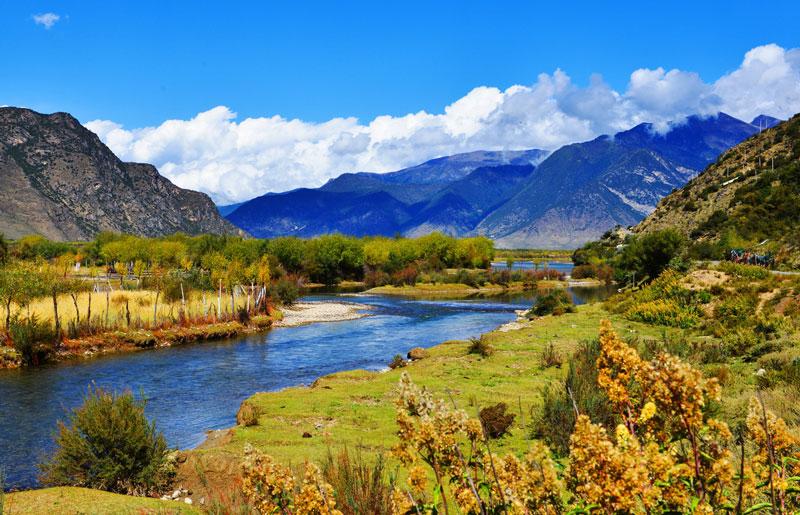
[[321, 448, 394, 515]]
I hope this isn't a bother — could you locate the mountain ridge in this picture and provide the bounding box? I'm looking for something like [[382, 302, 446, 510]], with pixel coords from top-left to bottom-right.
[[0, 107, 240, 241]]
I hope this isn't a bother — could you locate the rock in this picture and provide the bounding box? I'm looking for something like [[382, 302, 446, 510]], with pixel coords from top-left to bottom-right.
[[0, 107, 241, 240], [407, 347, 429, 360], [302, 431, 312, 438], [160, 495, 170, 501], [200, 497, 205, 505], [184, 498, 193, 505], [175, 453, 187, 463], [314, 423, 323, 430], [172, 490, 181, 499]]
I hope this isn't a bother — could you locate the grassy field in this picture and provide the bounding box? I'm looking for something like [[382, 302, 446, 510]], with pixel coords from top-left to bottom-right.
[[174, 302, 693, 498], [3, 487, 199, 514]]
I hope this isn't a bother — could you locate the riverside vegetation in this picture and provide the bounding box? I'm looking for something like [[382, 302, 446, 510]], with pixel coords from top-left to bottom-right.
[[0, 232, 501, 368]]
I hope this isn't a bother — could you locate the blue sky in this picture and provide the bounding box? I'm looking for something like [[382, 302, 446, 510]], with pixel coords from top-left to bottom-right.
[[2, 1, 799, 203], [2, 0, 798, 126]]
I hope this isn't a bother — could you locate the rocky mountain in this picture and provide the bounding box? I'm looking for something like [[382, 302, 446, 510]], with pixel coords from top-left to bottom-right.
[[227, 150, 547, 238], [0, 107, 240, 241], [635, 113, 800, 264], [225, 112, 770, 248], [477, 113, 763, 248]]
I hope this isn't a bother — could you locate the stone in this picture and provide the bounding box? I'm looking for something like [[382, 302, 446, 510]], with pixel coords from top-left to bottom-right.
[[302, 431, 312, 438], [407, 347, 429, 360], [172, 490, 181, 499], [184, 498, 193, 505]]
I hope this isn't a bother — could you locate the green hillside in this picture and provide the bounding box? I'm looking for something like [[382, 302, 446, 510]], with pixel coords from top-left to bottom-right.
[[636, 113, 800, 267]]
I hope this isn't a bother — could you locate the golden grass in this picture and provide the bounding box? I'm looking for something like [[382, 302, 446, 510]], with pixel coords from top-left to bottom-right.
[[5, 289, 252, 330]]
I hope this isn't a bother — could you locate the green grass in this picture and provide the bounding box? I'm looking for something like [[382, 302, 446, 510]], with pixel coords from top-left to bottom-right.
[[195, 304, 678, 470], [3, 487, 199, 514]]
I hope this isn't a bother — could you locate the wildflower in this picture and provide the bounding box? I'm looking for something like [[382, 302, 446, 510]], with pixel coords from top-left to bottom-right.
[[639, 401, 656, 422]]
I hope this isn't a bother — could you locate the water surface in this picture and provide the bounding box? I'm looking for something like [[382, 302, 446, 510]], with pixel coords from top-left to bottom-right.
[[0, 287, 609, 489]]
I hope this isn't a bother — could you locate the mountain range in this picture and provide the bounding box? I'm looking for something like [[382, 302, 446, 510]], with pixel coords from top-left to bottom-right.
[[0, 108, 239, 240], [226, 113, 769, 248]]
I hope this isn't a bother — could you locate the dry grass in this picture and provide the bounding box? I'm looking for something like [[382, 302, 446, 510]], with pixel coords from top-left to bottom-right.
[[5, 289, 252, 330]]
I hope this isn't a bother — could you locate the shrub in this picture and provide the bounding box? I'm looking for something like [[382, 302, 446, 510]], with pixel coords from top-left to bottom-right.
[[527, 289, 575, 317], [625, 299, 699, 328], [571, 264, 596, 279], [270, 276, 300, 306], [616, 229, 687, 281], [717, 261, 771, 279], [40, 386, 169, 495], [388, 354, 407, 369], [532, 339, 617, 456], [9, 314, 55, 366], [237, 401, 260, 426], [236, 306, 251, 325], [478, 402, 515, 438], [540, 342, 562, 369], [467, 336, 494, 357], [322, 448, 394, 515], [391, 265, 419, 286]]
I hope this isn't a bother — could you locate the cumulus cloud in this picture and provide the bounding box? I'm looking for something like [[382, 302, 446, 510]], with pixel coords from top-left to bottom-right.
[[85, 44, 800, 204], [32, 12, 60, 29]]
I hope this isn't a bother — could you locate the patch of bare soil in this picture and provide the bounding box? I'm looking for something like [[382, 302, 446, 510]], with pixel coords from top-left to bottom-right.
[[681, 270, 729, 290]]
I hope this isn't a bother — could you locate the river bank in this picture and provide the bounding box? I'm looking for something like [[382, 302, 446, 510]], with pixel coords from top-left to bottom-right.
[[0, 301, 374, 370], [274, 301, 372, 327]]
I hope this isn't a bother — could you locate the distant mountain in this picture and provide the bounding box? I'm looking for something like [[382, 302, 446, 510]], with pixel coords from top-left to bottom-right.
[[226, 113, 765, 248], [476, 113, 761, 248], [0, 107, 240, 241], [217, 202, 244, 217], [751, 114, 782, 130], [636, 113, 800, 265], [227, 150, 548, 238]]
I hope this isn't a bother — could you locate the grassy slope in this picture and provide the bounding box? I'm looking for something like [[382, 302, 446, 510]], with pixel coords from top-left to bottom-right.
[[3, 487, 199, 514]]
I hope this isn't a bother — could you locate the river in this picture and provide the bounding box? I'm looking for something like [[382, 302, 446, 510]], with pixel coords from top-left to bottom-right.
[[0, 286, 612, 489]]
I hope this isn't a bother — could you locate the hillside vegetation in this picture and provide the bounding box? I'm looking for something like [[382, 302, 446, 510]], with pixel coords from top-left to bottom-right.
[[637, 113, 800, 266]]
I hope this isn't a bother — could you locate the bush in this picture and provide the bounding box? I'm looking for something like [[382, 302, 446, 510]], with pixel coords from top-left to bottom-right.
[[237, 401, 260, 426], [9, 314, 55, 365], [467, 336, 494, 357], [40, 386, 169, 495], [527, 289, 575, 317], [270, 276, 300, 306], [571, 264, 596, 279], [717, 261, 771, 280], [625, 299, 699, 328], [388, 354, 407, 369], [616, 229, 687, 281], [540, 342, 563, 369], [322, 448, 394, 515], [479, 402, 515, 438], [532, 339, 617, 456]]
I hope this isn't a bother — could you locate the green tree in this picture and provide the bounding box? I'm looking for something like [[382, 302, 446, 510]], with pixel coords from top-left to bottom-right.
[[617, 229, 687, 282], [40, 386, 169, 495]]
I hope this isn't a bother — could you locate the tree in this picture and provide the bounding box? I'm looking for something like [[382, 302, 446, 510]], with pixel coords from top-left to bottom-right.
[[617, 229, 686, 282], [40, 385, 168, 495]]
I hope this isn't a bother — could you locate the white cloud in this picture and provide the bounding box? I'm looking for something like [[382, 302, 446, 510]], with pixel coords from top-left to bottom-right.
[[32, 12, 60, 29], [85, 44, 800, 204]]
